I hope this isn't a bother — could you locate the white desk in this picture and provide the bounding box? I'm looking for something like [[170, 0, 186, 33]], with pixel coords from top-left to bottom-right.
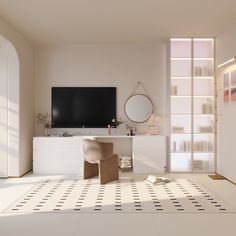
[[33, 135, 166, 175]]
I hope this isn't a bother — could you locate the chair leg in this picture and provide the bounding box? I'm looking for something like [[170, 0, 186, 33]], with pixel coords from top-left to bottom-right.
[[99, 155, 119, 184], [83, 160, 98, 180]]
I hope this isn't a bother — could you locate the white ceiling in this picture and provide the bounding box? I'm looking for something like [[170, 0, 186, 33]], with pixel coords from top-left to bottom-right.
[[0, 0, 236, 45]]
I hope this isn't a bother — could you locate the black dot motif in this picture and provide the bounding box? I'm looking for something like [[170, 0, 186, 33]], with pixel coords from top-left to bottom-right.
[[131, 179, 143, 211], [146, 182, 163, 211], [73, 180, 90, 211], [94, 184, 105, 211], [114, 182, 122, 211]]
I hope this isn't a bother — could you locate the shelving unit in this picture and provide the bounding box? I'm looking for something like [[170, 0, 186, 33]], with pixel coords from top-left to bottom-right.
[[169, 38, 215, 172]]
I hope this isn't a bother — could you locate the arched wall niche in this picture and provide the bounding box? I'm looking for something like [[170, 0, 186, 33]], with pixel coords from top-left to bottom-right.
[[0, 34, 19, 177]]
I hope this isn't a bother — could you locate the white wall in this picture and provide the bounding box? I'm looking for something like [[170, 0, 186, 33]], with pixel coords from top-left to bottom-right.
[[35, 44, 166, 136], [216, 25, 236, 183], [0, 16, 35, 176]]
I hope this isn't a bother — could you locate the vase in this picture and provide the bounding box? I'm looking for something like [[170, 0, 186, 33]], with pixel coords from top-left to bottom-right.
[[45, 128, 50, 136]]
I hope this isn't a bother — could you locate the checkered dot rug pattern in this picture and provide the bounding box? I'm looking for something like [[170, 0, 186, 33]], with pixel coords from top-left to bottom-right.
[[4, 177, 235, 213]]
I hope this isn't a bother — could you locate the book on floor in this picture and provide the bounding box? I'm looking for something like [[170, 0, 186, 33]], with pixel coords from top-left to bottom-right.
[[145, 175, 171, 185]]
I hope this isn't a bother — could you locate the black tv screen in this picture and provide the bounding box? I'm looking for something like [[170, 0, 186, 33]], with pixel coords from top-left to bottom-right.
[[51, 87, 116, 128]]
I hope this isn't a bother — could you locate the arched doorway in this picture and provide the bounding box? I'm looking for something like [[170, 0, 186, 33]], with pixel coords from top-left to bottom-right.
[[0, 35, 19, 177]]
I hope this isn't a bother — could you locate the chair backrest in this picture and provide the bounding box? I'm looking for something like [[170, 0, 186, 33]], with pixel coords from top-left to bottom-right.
[[82, 139, 114, 163]]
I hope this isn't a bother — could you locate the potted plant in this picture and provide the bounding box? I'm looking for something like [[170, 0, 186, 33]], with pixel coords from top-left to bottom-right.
[[35, 113, 51, 136]]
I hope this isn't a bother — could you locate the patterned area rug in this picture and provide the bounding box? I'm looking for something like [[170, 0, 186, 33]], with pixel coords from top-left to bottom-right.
[[4, 177, 234, 213]]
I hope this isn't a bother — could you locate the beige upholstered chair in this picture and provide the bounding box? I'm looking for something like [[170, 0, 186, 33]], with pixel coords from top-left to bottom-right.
[[82, 139, 119, 184]]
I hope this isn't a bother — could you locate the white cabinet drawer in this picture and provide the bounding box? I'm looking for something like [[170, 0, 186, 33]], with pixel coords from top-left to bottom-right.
[[33, 159, 82, 175], [33, 137, 82, 149], [33, 148, 81, 160]]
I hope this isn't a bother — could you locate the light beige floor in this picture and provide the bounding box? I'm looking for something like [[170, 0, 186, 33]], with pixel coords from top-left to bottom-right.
[[0, 172, 236, 236]]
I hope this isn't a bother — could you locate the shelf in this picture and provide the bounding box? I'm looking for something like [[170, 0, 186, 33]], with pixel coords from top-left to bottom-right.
[[171, 152, 191, 154], [171, 95, 191, 98], [119, 167, 133, 172], [171, 133, 191, 135], [171, 38, 191, 42], [194, 76, 214, 79], [171, 76, 191, 79], [193, 114, 214, 116], [194, 152, 214, 154], [171, 57, 191, 60], [193, 133, 214, 135], [171, 114, 213, 116], [193, 58, 214, 61], [171, 95, 214, 98], [171, 133, 214, 135], [193, 38, 214, 42], [170, 114, 192, 116], [171, 152, 214, 154], [194, 95, 214, 98], [171, 76, 214, 80]]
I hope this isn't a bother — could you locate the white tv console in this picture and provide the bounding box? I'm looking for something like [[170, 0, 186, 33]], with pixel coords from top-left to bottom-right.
[[33, 135, 166, 175]]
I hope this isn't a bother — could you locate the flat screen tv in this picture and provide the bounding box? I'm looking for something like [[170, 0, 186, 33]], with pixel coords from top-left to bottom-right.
[[51, 87, 116, 128]]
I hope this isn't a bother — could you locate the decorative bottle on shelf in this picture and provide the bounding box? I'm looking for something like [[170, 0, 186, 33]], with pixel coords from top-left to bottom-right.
[[202, 102, 212, 114], [172, 141, 177, 152], [45, 127, 50, 136], [171, 85, 178, 95]]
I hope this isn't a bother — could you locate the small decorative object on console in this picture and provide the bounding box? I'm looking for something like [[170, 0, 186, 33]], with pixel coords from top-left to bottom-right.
[[146, 113, 159, 135], [111, 116, 124, 128], [35, 113, 51, 136], [125, 124, 135, 136], [58, 131, 72, 137]]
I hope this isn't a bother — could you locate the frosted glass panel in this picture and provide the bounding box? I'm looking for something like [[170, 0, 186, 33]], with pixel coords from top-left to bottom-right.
[[171, 154, 192, 172], [193, 39, 214, 58], [194, 79, 214, 96], [193, 153, 214, 172], [171, 60, 191, 77], [171, 97, 191, 114], [193, 116, 214, 133], [193, 97, 213, 114], [171, 79, 191, 96], [193, 59, 214, 77], [171, 40, 191, 58], [193, 134, 214, 153], [171, 116, 191, 134], [170, 38, 215, 173], [171, 134, 192, 153]]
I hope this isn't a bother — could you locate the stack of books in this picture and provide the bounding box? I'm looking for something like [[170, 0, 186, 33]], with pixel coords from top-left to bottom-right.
[[119, 156, 132, 171]]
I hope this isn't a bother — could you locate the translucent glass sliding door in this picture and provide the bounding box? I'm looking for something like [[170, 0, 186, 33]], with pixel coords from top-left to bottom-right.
[[170, 38, 215, 172]]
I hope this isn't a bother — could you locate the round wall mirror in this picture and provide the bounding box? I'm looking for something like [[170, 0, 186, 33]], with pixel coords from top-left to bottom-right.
[[125, 94, 153, 123]]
